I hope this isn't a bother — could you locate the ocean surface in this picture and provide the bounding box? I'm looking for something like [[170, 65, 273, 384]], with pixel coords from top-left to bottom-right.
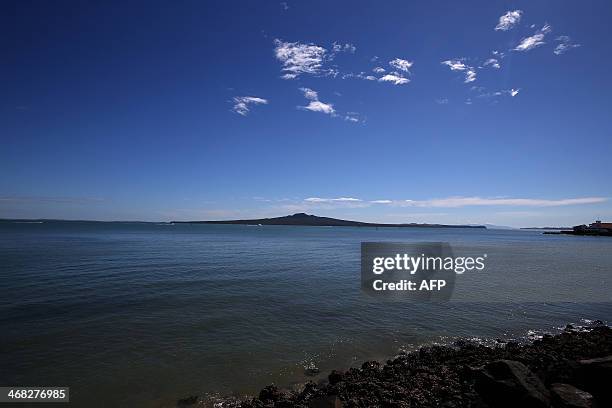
[[1, 221, 611, 407]]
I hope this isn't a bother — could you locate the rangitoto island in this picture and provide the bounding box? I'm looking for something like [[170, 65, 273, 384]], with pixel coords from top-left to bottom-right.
[[171, 213, 487, 229]]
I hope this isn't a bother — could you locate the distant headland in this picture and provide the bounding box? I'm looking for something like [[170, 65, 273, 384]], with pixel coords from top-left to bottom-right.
[[171, 213, 486, 229], [543, 220, 612, 237]]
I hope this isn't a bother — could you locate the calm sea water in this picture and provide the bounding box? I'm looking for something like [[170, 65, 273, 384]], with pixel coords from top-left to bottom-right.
[[1, 222, 611, 407]]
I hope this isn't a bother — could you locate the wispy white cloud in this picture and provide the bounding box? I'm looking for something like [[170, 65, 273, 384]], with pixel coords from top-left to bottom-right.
[[280, 2, 289, 11], [441, 59, 467, 71], [305, 197, 362, 203], [344, 112, 363, 123], [332, 42, 356, 53], [370, 58, 414, 85], [495, 10, 523, 31], [299, 196, 607, 208], [436, 98, 449, 104], [441, 59, 476, 83], [378, 73, 409, 85], [483, 58, 500, 69], [300, 101, 335, 115], [232, 96, 268, 116], [514, 24, 552, 52], [297, 88, 362, 122], [0, 196, 105, 204], [389, 58, 413, 72], [554, 35, 581, 55], [477, 88, 520, 99], [342, 71, 377, 81], [402, 196, 607, 208], [300, 87, 318, 101], [297, 88, 335, 115], [464, 69, 477, 83], [515, 34, 545, 51], [274, 39, 328, 79]]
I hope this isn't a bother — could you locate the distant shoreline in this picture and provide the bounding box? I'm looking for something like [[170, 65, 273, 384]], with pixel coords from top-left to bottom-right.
[[171, 213, 487, 229], [1, 217, 485, 229], [520, 227, 571, 230], [1, 215, 487, 229]]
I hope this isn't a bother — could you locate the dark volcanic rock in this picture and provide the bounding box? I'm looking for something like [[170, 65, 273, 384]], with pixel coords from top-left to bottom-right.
[[258, 385, 282, 403], [576, 355, 612, 405], [550, 383, 593, 408], [308, 395, 342, 408], [474, 359, 550, 408], [177, 395, 198, 406], [236, 326, 612, 408], [328, 370, 344, 385], [305, 367, 321, 376]]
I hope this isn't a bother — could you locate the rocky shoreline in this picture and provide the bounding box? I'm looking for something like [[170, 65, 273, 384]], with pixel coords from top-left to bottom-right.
[[179, 322, 612, 407]]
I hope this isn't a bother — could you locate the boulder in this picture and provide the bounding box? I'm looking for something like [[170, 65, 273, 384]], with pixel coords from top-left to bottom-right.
[[576, 355, 612, 404], [258, 385, 282, 403], [578, 355, 612, 374], [305, 362, 321, 376], [550, 383, 593, 408], [328, 370, 344, 385], [474, 359, 550, 408], [176, 395, 198, 406], [308, 395, 342, 408]]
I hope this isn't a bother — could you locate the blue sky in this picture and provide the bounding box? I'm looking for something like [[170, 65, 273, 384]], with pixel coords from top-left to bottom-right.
[[1, 0, 611, 227]]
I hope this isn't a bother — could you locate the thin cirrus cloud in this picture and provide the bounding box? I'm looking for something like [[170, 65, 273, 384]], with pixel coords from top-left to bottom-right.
[[232, 96, 268, 116], [301, 196, 607, 208], [483, 58, 500, 69], [0, 196, 105, 204], [305, 197, 362, 203], [554, 35, 581, 55], [274, 39, 329, 79], [273, 39, 356, 80], [402, 196, 607, 208], [441, 59, 477, 83], [344, 112, 361, 123], [495, 10, 523, 31], [475, 88, 519, 99], [332, 42, 356, 53], [514, 24, 552, 52]]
